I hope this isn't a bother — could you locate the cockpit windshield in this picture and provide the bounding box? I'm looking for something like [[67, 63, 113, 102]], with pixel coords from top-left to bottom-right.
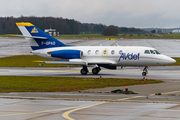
[[150, 50, 155, 54], [154, 50, 161, 54], [144, 50, 161, 54]]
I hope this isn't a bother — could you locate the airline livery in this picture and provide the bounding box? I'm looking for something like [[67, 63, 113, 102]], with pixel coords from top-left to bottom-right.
[[16, 22, 176, 76]]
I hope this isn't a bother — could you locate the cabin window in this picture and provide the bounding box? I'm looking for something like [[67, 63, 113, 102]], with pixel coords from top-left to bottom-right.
[[103, 50, 107, 55], [150, 50, 155, 54], [87, 50, 91, 54], [95, 50, 99, 54], [111, 50, 115, 55], [119, 50, 122, 54], [154, 50, 161, 54], [144, 50, 150, 54]]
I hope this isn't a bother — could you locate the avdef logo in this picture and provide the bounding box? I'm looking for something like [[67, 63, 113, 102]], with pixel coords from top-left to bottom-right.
[[118, 53, 140, 62]]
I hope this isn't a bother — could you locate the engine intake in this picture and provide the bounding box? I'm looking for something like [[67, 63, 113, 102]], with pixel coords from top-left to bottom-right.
[[50, 50, 83, 59]]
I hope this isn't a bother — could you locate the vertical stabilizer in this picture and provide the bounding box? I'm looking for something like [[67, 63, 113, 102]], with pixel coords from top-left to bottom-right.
[[16, 22, 66, 50]]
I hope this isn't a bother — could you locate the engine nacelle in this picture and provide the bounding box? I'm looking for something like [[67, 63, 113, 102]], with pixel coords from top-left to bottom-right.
[[50, 50, 83, 59], [98, 64, 117, 70]]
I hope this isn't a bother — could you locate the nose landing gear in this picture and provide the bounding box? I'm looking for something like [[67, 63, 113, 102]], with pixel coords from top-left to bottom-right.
[[142, 66, 148, 76]]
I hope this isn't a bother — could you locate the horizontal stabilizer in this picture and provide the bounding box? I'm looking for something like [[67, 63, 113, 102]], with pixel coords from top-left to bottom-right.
[[6, 34, 47, 39]]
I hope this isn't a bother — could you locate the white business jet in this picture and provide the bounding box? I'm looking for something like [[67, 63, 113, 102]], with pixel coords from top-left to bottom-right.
[[16, 22, 176, 76]]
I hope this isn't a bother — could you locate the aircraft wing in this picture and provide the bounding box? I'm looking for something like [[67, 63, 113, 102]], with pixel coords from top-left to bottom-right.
[[42, 61, 86, 65], [36, 59, 116, 66], [37, 59, 86, 65]]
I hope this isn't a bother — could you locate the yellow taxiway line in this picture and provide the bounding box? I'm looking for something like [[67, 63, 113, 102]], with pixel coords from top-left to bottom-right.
[[1, 90, 180, 119], [62, 101, 108, 120], [43, 70, 80, 73], [62, 90, 180, 120], [62, 96, 143, 120]]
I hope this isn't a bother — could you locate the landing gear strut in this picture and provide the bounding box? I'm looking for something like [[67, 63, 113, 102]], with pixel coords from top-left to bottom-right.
[[92, 67, 101, 75], [142, 66, 148, 76], [81, 66, 88, 75]]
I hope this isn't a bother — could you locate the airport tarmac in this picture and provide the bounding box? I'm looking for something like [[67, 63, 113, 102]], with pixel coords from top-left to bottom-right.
[[1, 93, 180, 120], [1, 38, 180, 119], [0, 66, 179, 80]]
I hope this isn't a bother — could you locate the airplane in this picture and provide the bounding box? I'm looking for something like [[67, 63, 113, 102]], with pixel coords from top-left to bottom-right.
[[16, 22, 176, 76]]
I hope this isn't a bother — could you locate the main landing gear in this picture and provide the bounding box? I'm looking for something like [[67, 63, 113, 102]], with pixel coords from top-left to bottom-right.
[[81, 66, 88, 75], [80, 66, 101, 75], [92, 67, 101, 75], [142, 66, 148, 76]]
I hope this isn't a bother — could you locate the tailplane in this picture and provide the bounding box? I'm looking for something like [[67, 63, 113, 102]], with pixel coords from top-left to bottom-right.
[[16, 22, 66, 50]]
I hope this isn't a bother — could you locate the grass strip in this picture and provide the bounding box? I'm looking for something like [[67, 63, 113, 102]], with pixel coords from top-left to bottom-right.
[[54, 33, 180, 39], [4, 33, 180, 39], [0, 76, 162, 92]]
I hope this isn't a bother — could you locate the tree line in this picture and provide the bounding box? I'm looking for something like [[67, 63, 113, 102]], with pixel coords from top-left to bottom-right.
[[0, 16, 145, 35]]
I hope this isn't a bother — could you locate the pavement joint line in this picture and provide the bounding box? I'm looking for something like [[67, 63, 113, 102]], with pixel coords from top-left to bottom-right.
[[115, 96, 144, 101], [62, 96, 143, 120], [161, 90, 180, 95], [0, 106, 78, 117], [149, 90, 180, 96]]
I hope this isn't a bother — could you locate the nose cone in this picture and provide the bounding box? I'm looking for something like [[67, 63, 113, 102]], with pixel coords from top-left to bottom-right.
[[168, 57, 176, 64], [159, 55, 176, 65]]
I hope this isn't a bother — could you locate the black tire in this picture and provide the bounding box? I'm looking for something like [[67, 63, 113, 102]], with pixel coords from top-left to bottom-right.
[[92, 68, 99, 75], [81, 69, 88, 75], [142, 72, 146, 76]]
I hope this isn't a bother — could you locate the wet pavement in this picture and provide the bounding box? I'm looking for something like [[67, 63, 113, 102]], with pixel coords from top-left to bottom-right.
[[0, 38, 180, 120]]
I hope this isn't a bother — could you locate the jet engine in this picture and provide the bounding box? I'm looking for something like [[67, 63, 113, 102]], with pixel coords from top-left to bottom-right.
[[98, 64, 117, 70], [49, 50, 83, 59]]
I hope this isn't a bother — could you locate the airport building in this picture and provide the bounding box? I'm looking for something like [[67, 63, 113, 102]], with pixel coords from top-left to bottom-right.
[[172, 29, 180, 33], [44, 28, 59, 36]]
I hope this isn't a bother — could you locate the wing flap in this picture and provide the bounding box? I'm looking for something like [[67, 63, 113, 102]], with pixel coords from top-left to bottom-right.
[[45, 61, 86, 65]]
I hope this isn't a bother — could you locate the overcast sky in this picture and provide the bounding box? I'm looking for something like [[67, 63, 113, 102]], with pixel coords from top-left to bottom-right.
[[1, 0, 180, 28]]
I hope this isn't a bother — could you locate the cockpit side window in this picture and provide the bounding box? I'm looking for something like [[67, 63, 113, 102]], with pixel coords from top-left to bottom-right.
[[150, 50, 155, 54], [154, 50, 161, 54], [144, 50, 150, 54]]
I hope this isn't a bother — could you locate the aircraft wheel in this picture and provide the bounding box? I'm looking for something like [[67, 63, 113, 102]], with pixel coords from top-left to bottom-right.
[[81, 69, 88, 75], [142, 72, 146, 76], [92, 68, 99, 75]]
